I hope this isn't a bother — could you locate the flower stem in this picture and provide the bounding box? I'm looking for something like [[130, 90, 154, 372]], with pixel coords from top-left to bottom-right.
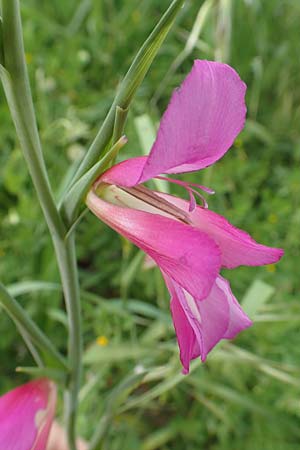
[[1, 2, 82, 448], [0, 0, 65, 239], [55, 233, 82, 450]]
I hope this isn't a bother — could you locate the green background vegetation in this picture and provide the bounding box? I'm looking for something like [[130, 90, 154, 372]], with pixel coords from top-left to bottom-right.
[[0, 0, 299, 448]]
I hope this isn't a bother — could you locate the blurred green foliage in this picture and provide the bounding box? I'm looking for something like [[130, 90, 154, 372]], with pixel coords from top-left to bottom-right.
[[1, 0, 300, 449]]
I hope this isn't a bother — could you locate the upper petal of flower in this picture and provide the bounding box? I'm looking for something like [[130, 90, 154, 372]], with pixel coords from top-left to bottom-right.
[[156, 193, 284, 268], [99, 156, 147, 187], [166, 274, 252, 373], [99, 60, 246, 188], [86, 189, 221, 300], [140, 60, 247, 181], [0, 378, 56, 450]]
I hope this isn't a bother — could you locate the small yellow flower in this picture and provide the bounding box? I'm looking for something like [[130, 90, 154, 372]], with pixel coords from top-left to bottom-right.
[[266, 264, 276, 273], [96, 336, 108, 347]]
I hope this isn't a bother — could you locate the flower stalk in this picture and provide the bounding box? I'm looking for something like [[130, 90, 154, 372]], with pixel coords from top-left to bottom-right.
[[0, 1, 81, 448], [0, 0, 65, 240]]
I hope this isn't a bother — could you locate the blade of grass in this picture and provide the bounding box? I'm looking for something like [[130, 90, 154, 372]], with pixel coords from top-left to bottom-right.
[[0, 282, 68, 371]]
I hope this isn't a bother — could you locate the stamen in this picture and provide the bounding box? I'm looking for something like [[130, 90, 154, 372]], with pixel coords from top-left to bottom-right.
[[189, 187, 208, 209], [120, 185, 192, 224], [156, 176, 215, 195], [188, 190, 196, 212], [195, 185, 215, 195], [155, 176, 211, 209]]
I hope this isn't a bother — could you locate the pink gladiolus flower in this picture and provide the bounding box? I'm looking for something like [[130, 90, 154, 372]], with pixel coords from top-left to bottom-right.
[[0, 378, 56, 450], [86, 60, 283, 373]]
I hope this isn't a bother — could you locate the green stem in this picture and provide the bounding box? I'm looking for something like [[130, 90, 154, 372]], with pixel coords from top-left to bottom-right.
[[55, 233, 82, 450], [1, 2, 82, 448], [0, 0, 65, 239]]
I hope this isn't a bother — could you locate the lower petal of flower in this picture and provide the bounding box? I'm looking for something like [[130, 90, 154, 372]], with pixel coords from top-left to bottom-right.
[[155, 192, 284, 268], [86, 189, 221, 301], [217, 276, 253, 339], [166, 274, 252, 373], [170, 290, 198, 375]]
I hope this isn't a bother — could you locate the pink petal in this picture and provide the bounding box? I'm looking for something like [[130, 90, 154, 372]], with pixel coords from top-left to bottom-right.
[[99, 156, 147, 187], [217, 276, 253, 339], [168, 276, 229, 365], [0, 378, 56, 450], [139, 60, 247, 181], [156, 192, 284, 268], [170, 290, 197, 374], [99, 60, 246, 188], [166, 275, 252, 373], [86, 190, 221, 300]]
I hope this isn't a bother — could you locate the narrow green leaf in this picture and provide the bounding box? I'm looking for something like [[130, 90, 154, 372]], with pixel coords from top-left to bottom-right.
[[110, 298, 170, 324], [134, 114, 156, 155], [69, 0, 185, 189], [89, 371, 147, 450], [84, 343, 157, 365], [141, 321, 169, 345], [200, 381, 269, 416], [16, 366, 67, 383], [0, 282, 68, 371], [119, 360, 204, 413], [112, 106, 129, 145], [142, 427, 178, 450], [121, 251, 144, 290], [61, 135, 127, 226], [244, 119, 275, 145], [47, 308, 69, 328], [108, 371, 147, 409], [119, 369, 184, 412], [258, 364, 299, 387], [16, 324, 44, 367], [241, 279, 275, 317], [0, 16, 4, 65], [66, 0, 92, 36], [7, 281, 61, 297]]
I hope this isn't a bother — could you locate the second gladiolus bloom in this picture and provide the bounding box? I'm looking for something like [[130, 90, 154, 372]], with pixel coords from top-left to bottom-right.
[[0, 378, 56, 450], [86, 60, 283, 373]]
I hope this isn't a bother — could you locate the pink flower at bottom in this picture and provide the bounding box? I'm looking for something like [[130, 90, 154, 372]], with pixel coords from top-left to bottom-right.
[[86, 60, 283, 373], [0, 378, 56, 450]]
